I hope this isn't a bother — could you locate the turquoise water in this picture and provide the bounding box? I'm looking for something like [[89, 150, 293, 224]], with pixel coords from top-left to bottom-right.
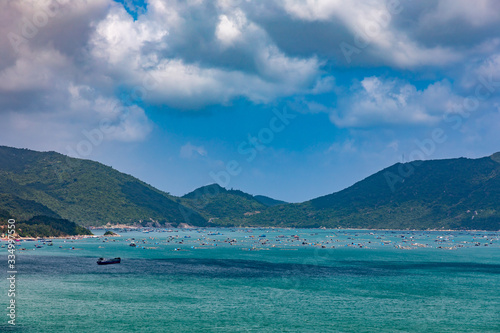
[[1, 228, 499, 332]]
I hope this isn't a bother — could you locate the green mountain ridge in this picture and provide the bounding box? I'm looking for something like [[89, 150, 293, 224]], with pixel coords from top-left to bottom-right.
[[0, 145, 499, 230], [179, 184, 268, 223], [179, 184, 288, 224], [253, 195, 288, 207], [0, 146, 206, 227], [237, 155, 500, 230], [0, 209, 92, 238]]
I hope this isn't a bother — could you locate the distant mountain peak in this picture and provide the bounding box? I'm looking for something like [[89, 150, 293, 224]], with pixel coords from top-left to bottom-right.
[[254, 195, 288, 207], [1, 145, 499, 230], [0, 146, 207, 227], [491, 152, 500, 164], [243, 153, 500, 230], [182, 183, 226, 199]]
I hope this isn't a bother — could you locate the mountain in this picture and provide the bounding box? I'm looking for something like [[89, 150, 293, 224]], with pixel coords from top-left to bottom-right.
[[0, 145, 499, 230], [253, 195, 287, 207], [0, 210, 92, 237], [240, 153, 500, 230], [0, 146, 206, 227], [179, 184, 267, 225], [16, 216, 92, 238], [179, 184, 288, 225]]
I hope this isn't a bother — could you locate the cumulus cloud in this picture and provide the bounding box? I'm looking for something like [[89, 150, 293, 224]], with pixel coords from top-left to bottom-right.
[[420, 0, 500, 27], [215, 10, 247, 46], [180, 142, 208, 159], [89, 0, 325, 108], [470, 54, 500, 91], [0, 0, 332, 154], [66, 84, 153, 142], [260, 0, 500, 68], [327, 139, 357, 154], [0, 47, 70, 101], [0, 0, 153, 149], [1, 0, 500, 153], [330, 77, 462, 127]]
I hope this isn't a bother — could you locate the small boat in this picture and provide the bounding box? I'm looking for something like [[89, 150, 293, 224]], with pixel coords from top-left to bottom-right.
[[97, 257, 121, 265]]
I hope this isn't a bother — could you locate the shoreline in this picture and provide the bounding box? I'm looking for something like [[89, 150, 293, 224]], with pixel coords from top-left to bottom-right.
[[2, 227, 498, 241], [85, 225, 500, 232], [0, 235, 98, 241]]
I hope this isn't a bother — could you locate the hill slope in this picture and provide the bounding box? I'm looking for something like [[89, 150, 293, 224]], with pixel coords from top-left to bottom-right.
[[0, 211, 92, 237], [254, 195, 287, 207], [1, 145, 498, 230], [0, 146, 206, 227], [179, 184, 267, 225], [241, 153, 500, 230]]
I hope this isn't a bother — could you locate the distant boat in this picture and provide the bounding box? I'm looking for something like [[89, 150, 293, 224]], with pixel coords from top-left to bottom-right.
[[97, 257, 121, 265]]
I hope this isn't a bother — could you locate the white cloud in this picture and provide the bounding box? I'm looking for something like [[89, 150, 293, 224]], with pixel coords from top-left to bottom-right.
[[180, 143, 208, 159], [0, 0, 155, 149], [420, 0, 500, 27], [0, 81, 152, 152], [473, 54, 500, 88], [282, 0, 499, 28], [88, 1, 325, 108], [280, 0, 471, 67], [0, 47, 69, 92], [327, 139, 357, 154], [215, 10, 247, 45], [1, 0, 500, 156], [330, 77, 462, 127], [282, 0, 342, 21], [90, 3, 168, 67], [67, 84, 153, 142]]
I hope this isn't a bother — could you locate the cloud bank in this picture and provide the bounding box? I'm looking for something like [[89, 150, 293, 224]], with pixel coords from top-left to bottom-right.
[[0, 0, 500, 153]]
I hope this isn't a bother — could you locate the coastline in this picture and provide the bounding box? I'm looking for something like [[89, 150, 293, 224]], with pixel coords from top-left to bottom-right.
[[0, 235, 98, 241], [86, 225, 500, 232], [2, 226, 498, 241]]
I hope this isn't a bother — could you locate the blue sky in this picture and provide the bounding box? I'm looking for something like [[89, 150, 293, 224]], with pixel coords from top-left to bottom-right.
[[1, 0, 500, 202]]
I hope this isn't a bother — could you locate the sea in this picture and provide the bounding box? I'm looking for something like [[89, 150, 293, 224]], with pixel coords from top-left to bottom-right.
[[1, 228, 499, 333]]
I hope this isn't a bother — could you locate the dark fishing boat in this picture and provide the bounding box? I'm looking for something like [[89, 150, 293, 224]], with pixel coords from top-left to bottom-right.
[[97, 257, 121, 265]]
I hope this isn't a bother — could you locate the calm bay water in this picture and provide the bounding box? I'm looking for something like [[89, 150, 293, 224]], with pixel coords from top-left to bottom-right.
[[1, 228, 499, 332]]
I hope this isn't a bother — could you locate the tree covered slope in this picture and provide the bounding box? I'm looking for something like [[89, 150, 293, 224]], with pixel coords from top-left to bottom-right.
[[241, 153, 500, 230], [179, 184, 267, 225], [1, 145, 498, 230], [0, 146, 206, 227]]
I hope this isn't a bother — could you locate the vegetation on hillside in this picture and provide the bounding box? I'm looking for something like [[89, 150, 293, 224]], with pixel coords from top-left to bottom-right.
[[0, 145, 498, 231], [253, 195, 287, 207], [0, 146, 206, 227], [0, 215, 92, 238], [239, 155, 500, 230], [179, 184, 268, 225]]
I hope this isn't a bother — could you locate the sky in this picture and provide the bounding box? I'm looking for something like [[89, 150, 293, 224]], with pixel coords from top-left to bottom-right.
[[0, 0, 500, 202]]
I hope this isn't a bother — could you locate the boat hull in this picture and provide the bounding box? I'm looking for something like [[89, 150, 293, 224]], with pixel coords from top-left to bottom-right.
[[97, 258, 121, 265]]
